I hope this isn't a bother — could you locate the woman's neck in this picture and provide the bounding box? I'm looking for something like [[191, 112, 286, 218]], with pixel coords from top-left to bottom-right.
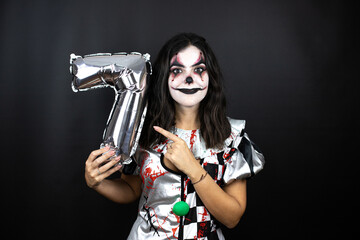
[[174, 103, 200, 130]]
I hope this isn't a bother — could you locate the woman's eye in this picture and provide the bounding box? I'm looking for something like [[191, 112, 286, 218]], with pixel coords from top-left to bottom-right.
[[171, 68, 182, 76], [194, 67, 206, 74]]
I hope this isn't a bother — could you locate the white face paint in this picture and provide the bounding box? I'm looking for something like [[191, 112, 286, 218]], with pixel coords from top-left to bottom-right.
[[168, 45, 209, 108]]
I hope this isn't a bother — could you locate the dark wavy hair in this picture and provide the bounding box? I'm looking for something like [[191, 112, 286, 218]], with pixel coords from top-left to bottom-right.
[[139, 33, 231, 149]]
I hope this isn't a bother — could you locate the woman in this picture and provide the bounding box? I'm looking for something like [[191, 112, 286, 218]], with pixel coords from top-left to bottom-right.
[[85, 33, 264, 239]]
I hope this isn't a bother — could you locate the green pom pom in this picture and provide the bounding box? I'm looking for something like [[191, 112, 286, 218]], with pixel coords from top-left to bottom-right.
[[173, 201, 189, 216]]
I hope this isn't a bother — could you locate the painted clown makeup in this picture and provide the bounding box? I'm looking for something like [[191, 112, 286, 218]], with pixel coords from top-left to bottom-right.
[[168, 45, 209, 108]]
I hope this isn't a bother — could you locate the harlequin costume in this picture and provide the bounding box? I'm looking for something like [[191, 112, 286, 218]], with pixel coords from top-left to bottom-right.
[[124, 118, 265, 240]]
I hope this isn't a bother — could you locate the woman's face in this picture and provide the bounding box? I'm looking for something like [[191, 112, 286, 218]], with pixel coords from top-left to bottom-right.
[[168, 45, 209, 108]]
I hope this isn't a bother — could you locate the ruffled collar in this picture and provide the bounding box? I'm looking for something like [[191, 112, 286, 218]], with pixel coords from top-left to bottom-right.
[[151, 118, 244, 159], [172, 127, 207, 158], [152, 127, 226, 159]]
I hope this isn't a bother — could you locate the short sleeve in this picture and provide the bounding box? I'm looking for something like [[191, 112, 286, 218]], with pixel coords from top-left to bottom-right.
[[121, 148, 145, 175], [222, 118, 265, 184], [121, 158, 140, 175]]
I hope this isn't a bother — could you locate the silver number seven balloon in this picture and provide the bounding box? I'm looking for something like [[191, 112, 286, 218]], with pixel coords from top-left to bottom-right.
[[70, 52, 151, 165]]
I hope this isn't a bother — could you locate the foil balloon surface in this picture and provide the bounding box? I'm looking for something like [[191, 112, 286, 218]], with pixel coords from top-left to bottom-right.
[[70, 52, 151, 164]]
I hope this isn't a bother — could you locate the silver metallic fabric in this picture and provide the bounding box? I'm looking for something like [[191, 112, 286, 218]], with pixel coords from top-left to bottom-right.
[[127, 118, 265, 239], [70, 52, 151, 164]]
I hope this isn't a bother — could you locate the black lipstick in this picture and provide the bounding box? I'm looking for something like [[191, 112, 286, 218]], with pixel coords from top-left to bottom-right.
[[176, 88, 203, 94]]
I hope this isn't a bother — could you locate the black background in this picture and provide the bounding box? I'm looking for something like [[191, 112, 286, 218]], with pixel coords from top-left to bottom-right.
[[0, 0, 358, 239]]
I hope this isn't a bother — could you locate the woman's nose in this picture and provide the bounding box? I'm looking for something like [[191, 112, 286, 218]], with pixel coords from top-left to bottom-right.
[[185, 77, 193, 84]]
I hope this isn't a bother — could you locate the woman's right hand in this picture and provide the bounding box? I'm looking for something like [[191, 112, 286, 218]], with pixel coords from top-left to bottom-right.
[[85, 146, 122, 189]]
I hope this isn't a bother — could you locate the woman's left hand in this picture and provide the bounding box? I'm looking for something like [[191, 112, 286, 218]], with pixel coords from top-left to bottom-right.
[[153, 126, 199, 176]]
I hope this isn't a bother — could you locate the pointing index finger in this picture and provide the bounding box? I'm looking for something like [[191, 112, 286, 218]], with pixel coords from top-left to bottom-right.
[[153, 126, 180, 142]]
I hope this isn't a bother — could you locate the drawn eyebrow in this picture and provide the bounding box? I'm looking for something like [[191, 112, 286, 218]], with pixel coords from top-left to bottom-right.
[[170, 60, 205, 69], [191, 59, 205, 67], [170, 62, 184, 68], [191, 53, 205, 67], [170, 57, 184, 68]]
